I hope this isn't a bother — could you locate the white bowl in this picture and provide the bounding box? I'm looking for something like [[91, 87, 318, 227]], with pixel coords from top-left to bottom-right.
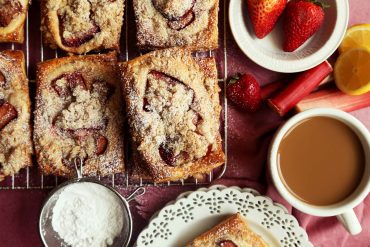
[[229, 0, 349, 73]]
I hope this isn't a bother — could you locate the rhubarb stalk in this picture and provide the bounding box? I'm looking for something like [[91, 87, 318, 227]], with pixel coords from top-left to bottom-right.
[[296, 88, 370, 112], [267, 61, 333, 116], [261, 80, 287, 99]]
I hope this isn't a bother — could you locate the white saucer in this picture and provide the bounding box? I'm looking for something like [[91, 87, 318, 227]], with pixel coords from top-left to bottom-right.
[[229, 0, 349, 73]]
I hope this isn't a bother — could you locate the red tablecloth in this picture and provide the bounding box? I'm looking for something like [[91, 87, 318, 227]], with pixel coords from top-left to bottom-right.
[[1, 1, 369, 246]]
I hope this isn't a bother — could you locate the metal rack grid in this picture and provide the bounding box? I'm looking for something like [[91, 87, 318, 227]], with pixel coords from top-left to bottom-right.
[[0, 0, 228, 190]]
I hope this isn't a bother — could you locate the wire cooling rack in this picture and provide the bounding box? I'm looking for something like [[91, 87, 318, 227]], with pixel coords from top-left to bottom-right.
[[0, 0, 229, 189]]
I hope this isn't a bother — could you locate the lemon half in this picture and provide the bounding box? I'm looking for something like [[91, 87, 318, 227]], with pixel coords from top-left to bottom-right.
[[334, 48, 370, 95]]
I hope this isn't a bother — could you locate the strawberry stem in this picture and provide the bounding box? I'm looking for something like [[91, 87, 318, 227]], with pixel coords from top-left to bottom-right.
[[228, 74, 241, 85], [307, 0, 330, 9]]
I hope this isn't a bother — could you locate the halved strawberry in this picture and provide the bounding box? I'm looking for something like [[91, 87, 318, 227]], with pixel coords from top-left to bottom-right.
[[247, 0, 287, 39], [0, 100, 17, 131], [226, 74, 262, 112]]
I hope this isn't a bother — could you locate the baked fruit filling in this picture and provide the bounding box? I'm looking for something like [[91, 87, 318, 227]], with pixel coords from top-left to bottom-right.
[[218, 240, 237, 247], [144, 70, 212, 167], [51, 72, 112, 166], [0, 0, 23, 27], [0, 71, 6, 88], [0, 99, 17, 131], [0, 72, 17, 131], [57, 0, 100, 47], [152, 0, 196, 30]]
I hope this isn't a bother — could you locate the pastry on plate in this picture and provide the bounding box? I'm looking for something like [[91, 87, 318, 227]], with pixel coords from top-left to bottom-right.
[[120, 47, 224, 183], [133, 0, 219, 50], [34, 52, 125, 177], [0, 0, 29, 43], [0, 50, 32, 181], [187, 213, 268, 247], [41, 0, 124, 54]]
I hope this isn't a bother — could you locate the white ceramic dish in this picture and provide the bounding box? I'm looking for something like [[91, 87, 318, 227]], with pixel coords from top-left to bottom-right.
[[229, 0, 349, 73], [136, 185, 313, 247]]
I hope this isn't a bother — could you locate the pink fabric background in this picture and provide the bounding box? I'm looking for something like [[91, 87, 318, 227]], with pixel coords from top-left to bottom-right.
[[0, 1, 369, 246]]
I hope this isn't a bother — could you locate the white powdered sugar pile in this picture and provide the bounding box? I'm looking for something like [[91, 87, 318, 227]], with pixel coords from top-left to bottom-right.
[[52, 182, 124, 247]]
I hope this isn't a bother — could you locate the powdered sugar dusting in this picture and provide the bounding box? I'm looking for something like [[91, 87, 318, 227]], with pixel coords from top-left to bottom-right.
[[0, 50, 32, 181], [34, 53, 124, 177], [52, 182, 124, 247], [121, 48, 224, 181], [133, 0, 219, 50]]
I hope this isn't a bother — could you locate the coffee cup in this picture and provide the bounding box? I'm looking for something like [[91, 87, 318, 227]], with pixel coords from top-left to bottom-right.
[[269, 108, 370, 235]]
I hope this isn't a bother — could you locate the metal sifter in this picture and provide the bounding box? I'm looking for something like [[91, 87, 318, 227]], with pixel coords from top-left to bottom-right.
[[39, 158, 145, 247]]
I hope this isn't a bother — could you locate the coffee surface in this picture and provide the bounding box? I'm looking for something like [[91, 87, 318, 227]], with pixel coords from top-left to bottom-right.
[[278, 117, 365, 206]]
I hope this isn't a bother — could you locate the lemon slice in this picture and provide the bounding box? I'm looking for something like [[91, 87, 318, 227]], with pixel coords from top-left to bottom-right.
[[339, 24, 370, 54], [334, 48, 370, 95]]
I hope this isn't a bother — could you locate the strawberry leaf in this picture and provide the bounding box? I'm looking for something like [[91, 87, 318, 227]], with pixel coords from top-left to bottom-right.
[[307, 0, 330, 9], [228, 73, 241, 85]]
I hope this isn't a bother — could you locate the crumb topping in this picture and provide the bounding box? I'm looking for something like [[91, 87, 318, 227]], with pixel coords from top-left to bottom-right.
[[152, 0, 194, 19], [0, 0, 23, 27], [35, 54, 124, 177], [133, 0, 218, 49], [58, 0, 97, 41], [54, 84, 106, 130], [187, 213, 268, 247], [124, 48, 220, 168], [0, 51, 32, 181], [43, 0, 124, 53]]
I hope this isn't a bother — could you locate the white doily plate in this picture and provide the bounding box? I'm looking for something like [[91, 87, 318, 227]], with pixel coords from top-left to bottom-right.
[[136, 185, 313, 247]]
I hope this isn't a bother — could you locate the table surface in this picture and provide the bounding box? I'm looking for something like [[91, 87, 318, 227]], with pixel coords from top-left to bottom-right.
[[1, 1, 370, 247]]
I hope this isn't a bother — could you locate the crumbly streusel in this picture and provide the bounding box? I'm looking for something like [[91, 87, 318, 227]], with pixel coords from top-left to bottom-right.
[[121, 48, 224, 182], [0, 50, 32, 181], [34, 53, 124, 177], [133, 0, 219, 50], [41, 0, 124, 54], [0, 0, 29, 43]]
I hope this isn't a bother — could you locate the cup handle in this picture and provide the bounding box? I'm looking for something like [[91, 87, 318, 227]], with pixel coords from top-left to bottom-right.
[[336, 209, 362, 235]]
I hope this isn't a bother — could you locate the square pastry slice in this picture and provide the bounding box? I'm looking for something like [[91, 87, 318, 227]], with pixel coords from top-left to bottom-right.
[[187, 213, 268, 247], [34, 52, 125, 177], [41, 0, 124, 54], [121, 48, 224, 183], [0, 50, 32, 181], [0, 0, 29, 43], [133, 0, 219, 50]]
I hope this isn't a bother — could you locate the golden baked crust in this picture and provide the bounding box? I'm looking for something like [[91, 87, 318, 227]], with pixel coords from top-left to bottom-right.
[[0, 50, 33, 181], [133, 0, 219, 51], [120, 47, 224, 183], [187, 213, 269, 247], [41, 0, 124, 54], [34, 52, 125, 177], [0, 0, 29, 43]]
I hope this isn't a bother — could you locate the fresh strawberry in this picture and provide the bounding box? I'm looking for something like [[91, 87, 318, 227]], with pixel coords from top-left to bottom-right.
[[283, 0, 327, 52], [247, 0, 287, 39], [226, 74, 262, 112]]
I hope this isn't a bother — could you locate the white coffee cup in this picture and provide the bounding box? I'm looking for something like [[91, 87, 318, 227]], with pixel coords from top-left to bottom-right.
[[269, 108, 370, 235]]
